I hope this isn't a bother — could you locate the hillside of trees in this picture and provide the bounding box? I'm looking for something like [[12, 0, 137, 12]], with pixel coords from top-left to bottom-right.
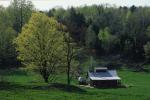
[[47, 6, 150, 59], [1, 0, 150, 72]]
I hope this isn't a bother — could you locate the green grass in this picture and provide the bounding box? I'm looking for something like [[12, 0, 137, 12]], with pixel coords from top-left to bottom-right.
[[0, 69, 150, 100]]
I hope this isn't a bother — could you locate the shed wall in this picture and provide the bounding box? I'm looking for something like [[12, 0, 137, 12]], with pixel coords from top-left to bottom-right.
[[90, 80, 120, 87]]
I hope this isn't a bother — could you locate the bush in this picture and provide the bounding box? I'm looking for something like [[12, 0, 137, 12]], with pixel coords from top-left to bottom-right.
[[106, 61, 122, 69], [142, 64, 150, 72]]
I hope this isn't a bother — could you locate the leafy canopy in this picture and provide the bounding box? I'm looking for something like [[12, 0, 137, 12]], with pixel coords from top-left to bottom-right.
[[14, 12, 66, 82]]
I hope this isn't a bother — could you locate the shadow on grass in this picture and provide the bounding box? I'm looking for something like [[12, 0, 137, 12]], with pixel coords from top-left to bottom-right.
[[0, 69, 28, 76], [0, 81, 87, 94], [34, 83, 87, 93], [0, 81, 32, 90]]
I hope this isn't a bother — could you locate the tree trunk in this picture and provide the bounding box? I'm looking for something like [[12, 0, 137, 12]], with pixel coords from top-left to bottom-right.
[[41, 68, 49, 83], [67, 62, 70, 86], [41, 61, 49, 83], [20, 0, 23, 32], [44, 75, 49, 83]]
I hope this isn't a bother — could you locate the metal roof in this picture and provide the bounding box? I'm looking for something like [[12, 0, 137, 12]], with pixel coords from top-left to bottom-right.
[[88, 70, 121, 80], [95, 67, 108, 70]]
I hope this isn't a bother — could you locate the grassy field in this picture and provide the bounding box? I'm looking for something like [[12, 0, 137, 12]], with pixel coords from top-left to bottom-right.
[[0, 68, 150, 100]]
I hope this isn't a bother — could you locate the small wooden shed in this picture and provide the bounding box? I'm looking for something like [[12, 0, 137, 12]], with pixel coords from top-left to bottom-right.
[[88, 67, 121, 87]]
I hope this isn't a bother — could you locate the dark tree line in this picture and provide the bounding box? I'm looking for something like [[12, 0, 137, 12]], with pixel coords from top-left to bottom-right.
[[47, 5, 150, 62], [0, 0, 33, 67], [1, 0, 150, 70]]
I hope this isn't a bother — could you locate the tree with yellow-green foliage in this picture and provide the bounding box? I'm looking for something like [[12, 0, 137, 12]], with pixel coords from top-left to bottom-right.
[[14, 12, 66, 83]]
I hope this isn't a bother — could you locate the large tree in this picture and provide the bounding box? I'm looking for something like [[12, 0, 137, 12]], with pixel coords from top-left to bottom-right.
[[63, 32, 79, 86], [14, 12, 66, 83]]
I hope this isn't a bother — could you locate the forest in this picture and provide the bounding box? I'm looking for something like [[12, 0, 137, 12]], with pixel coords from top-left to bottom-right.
[[1, 1, 150, 71], [47, 5, 150, 65], [0, 0, 150, 100]]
